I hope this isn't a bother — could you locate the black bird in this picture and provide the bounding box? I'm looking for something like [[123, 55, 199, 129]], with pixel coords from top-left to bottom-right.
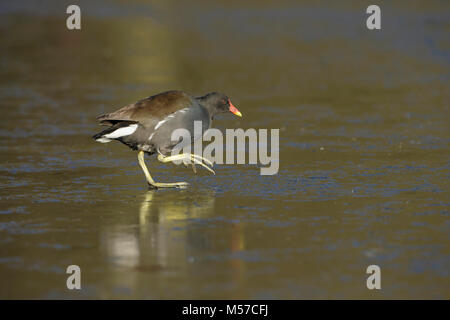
[[93, 90, 242, 188]]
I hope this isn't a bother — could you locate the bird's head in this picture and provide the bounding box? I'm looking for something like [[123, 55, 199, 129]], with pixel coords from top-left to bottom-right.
[[200, 92, 242, 117]]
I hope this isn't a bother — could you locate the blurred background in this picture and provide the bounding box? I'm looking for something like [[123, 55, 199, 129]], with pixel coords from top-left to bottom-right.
[[0, 0, 449, 299]]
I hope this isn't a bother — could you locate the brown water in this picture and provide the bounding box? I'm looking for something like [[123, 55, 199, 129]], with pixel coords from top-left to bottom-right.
[[0, 0, 449, 299]]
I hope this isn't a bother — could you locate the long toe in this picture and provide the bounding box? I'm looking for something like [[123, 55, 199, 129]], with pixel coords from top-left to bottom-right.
[[153, 181, 190, 189], [190, 154, 214, 167], [192, 158, 215, 175], [176, 182, 190, 189]]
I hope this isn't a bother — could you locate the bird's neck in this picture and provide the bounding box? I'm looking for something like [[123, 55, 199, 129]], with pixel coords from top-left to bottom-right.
[[196, 96, 215, 118]]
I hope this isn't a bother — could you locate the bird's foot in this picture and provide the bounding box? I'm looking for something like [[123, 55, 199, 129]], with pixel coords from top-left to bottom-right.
[[158, 154, 215, 175], [185, 156, 215, 174], [183, 161, 197, 174], [148, 181, 190, 189]]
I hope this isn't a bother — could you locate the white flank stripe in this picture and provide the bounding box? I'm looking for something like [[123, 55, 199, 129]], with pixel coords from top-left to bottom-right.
[[103, 124, 138, 139], [154, 119, 168, 131], [154, 108, 189, 131]]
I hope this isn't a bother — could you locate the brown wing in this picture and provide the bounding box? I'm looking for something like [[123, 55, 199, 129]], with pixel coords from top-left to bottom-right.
[[96, 90, 195, 126]]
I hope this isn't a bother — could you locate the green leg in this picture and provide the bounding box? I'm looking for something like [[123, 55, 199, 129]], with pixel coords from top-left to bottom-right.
[[138, 151, 189, 189]]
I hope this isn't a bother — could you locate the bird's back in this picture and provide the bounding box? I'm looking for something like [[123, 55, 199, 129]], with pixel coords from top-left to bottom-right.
[[97, 90, 195, 127]]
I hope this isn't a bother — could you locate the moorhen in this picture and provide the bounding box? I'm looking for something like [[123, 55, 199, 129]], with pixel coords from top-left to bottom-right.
[[93, 90, 242, 188]]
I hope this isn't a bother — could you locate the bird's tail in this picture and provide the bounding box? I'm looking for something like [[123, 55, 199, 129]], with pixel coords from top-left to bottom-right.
[[92, 129, 112, 143], [92, 121, 138, 143]]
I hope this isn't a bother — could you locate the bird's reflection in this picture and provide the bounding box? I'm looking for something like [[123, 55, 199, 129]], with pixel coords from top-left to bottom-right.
[[100, 189, 247, 298], [138, 190, 217, 269], [103, 189, 216, 270]]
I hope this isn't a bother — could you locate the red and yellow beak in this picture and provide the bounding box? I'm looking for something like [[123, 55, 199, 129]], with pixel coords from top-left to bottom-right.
[[228, 99, 242, 117]]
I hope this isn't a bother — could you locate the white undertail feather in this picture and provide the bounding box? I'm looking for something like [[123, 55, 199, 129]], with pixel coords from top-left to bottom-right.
[[96, 137, 112, 143], [95, 124, 138, 143]]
